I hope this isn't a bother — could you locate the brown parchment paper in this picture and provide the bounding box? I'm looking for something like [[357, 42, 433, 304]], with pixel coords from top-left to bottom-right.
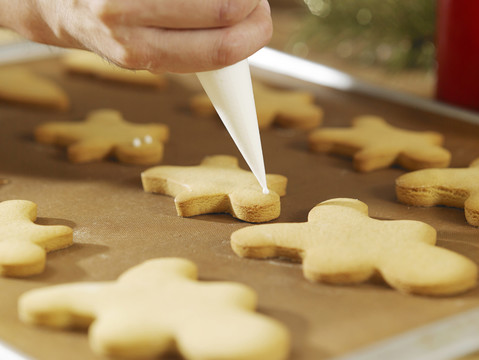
[[1, 58, 479, 360]]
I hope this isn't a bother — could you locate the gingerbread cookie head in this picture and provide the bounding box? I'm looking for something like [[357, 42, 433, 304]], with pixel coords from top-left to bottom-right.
[[231, 198, 477, 296], [34, 109, 169, 165], [396, 157, 479, 226], [19, 258, 290, 360], [142, 155, 288, 223], [308, 116, 451, 172], [191, 80, 323, 130], [0, 66, 69, 110], [62, 50, 168, 87], [0, 200, 73, 277]]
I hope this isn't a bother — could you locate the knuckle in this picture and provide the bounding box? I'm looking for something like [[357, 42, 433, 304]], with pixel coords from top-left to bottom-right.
[[210, 17, 273, 68], [211, 32, 243, 67], [217, 0, 251, 25]]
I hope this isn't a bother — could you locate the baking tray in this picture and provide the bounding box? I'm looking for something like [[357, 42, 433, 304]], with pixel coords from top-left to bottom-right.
[[2, 45, 479, 360]]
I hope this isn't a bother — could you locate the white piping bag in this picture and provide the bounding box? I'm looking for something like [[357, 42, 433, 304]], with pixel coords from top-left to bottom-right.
[[196, 59, 269, 194]]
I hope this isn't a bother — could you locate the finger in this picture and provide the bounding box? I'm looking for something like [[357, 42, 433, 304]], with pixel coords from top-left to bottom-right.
[[108, 0, 272, 73], [97, 0, 262, 29]]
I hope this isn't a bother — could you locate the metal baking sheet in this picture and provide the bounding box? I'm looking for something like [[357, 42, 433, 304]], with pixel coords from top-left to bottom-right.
[[1, 46, 479, 360]]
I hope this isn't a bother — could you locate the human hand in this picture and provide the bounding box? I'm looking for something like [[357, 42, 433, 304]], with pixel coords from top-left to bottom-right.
[[0, 0, 272, 73]]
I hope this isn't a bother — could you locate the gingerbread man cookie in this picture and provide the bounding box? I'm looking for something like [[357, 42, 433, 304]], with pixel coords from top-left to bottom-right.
[[231, 198, 477, 296], [19, 258, 290, 360], [396, 157, 479, 226], [191, 80, 323, 130], [308, 116, 451, 172], [0, 66, 69, 110], [142, 155, 287, 222], [35, 109, 169, 165], [0, 200, 73, 277], [62, 50, 167, 87]]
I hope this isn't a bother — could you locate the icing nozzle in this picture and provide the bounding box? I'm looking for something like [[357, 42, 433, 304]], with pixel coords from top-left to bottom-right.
[[196, 60, 269, 194]]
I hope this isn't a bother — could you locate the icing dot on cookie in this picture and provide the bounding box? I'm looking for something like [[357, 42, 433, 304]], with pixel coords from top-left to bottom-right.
[[132, 137, 142, 147], [144, 135, 153, 144]]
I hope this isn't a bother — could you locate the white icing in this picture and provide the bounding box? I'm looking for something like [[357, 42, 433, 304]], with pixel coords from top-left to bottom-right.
[[132, 137, 142, 147], [196, 60, 269, 194]]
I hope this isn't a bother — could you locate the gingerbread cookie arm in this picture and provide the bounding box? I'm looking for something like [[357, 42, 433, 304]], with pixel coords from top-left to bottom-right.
[[141, 167, 189, 195], [231, 223, 308, 260], [19, 283, 104, 328], [26, 224, 73, 252], [397, 142, 451, 171], [0, 242, 46, 277], [35, 122, 84, 146], [308, 128, 361, 154], [396, 168, 471, 208], [275, 105, 323, 130]]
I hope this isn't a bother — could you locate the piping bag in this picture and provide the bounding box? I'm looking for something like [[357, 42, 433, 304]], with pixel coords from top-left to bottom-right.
[[196, 59, 269, 194]]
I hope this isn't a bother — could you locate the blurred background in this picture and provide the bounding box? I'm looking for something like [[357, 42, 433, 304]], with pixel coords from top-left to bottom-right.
[[268, 0, 436, 98]]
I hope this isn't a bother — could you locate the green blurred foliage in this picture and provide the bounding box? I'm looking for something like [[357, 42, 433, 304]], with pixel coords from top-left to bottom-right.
[[296, 0, 436, 71]]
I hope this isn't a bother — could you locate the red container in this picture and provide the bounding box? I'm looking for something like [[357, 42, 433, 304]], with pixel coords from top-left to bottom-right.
[[436, 0, 479, 111]]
